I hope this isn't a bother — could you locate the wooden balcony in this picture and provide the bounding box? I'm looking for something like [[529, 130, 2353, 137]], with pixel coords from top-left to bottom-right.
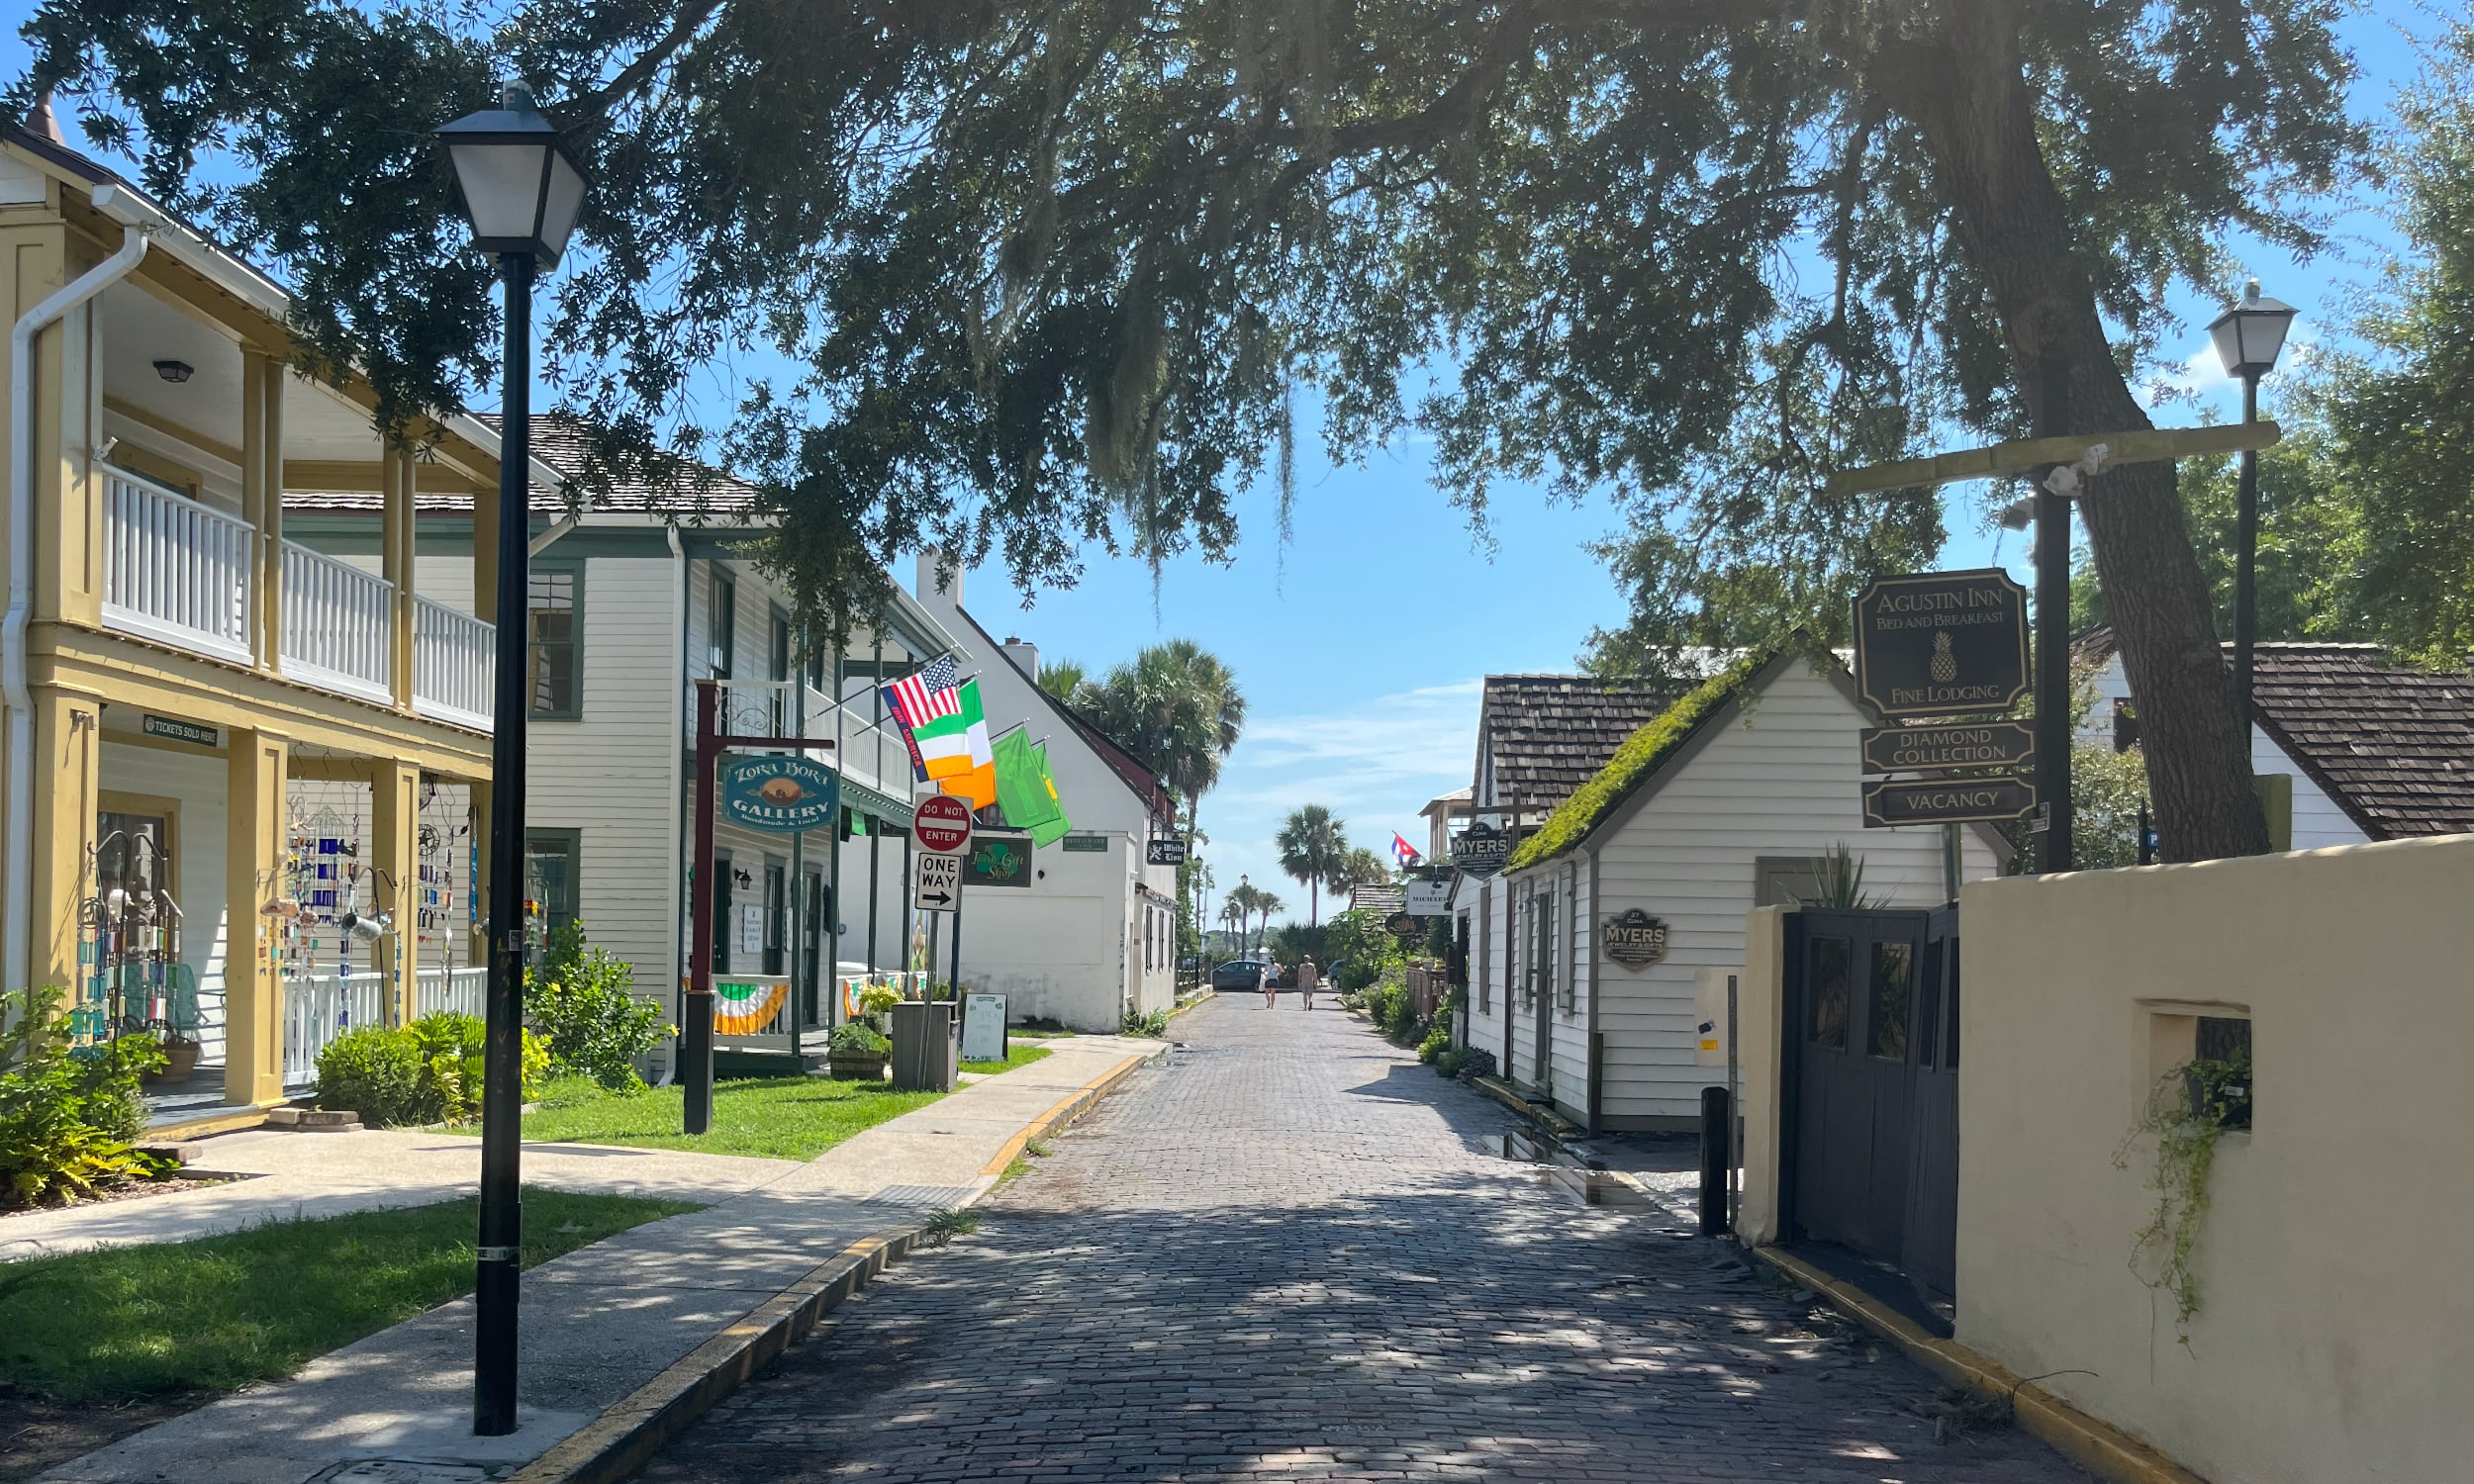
[[101, 468, 495, 727]]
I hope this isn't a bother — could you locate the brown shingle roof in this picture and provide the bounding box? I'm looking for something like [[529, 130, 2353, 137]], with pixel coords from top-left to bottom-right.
[[285, 414, 764, 518], [2252, 644, 2474, 840], [1477, 674, 1691, 812]]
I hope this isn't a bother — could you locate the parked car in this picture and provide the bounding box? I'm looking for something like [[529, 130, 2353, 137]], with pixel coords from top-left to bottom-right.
[[1210, 959, 1275, 992]]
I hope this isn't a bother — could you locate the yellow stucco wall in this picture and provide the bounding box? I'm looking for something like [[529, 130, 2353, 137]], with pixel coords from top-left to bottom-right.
[[1956, 834, 2474, 1484]]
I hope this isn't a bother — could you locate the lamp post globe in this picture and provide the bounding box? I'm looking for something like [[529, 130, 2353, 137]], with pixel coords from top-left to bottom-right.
[[437, 79, 589, 1440], [2206, 279, 2300, 733]]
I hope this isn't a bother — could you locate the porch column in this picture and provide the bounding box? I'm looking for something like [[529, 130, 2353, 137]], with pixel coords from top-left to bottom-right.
[[240, 351, 286, 671], [224, 728, 289, 1108], [28, 687, 101, 994], [384, 446, 418, 711], [371, 758, 420, 1024], [470, 469, 500, 625]]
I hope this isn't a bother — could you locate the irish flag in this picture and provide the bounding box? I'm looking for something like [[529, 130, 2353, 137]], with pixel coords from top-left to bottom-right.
[[911, 678, 979, 779], [935, 681, 999, 810]]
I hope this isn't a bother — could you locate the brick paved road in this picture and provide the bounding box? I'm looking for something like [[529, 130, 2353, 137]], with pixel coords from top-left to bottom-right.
[[630, 997, 2087, 1483]]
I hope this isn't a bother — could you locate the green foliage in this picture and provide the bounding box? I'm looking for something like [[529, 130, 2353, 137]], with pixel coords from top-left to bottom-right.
[[315, 1026, 424, 1126], [1267, 921, 1330, 970], [1433, 1047, 1466, 1079], [1276, 805, 1349, 925], [1416, 1024, 1452, 1065], [1324, 909, 1406, 991], [1793, 843, 1882, 909], [0, 1187, 697, 1404], [0, 987, 170, 1207], [1360, 967, 1422, 1044], [2114, 1050, 2252, 1339], [1035, 659, 1088, 702], [827, 1021, 891, 1057], [1511, 652, 1769, 871], [917, 1206, 982, 1248], [1121, 1006, 1172, 1038], [322, 1013, 547, 1126], [527, 921, 674, 1092]]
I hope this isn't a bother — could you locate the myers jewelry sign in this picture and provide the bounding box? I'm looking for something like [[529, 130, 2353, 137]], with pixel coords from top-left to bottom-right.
[[1601, 909, 1670, 968]]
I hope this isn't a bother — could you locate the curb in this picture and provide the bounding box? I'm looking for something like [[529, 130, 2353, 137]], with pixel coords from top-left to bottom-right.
[[1467, 1074, 1583, 1138], [1751, 1246, 2208, 1484], [978, 1047, 1160, 1177], [1166, 988, 1215, 1020], [144, 1106, 275, 1141], [504, 1226, 922, 1484]]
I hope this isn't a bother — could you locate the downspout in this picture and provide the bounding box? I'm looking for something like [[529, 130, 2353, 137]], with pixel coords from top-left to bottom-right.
[[1585, 841, 1602, 1133], [9, 187, 157, 992], [655, 523, 688, 1083]]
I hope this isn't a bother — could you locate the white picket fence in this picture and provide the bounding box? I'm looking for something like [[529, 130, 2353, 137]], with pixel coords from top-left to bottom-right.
[[418, 965, 488, 1020], [101, 471, 254, 665], [280, 970, 390, 1085]]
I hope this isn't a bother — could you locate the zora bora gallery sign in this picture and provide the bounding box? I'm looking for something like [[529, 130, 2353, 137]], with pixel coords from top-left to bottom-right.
[[719, 756, 841, 834]]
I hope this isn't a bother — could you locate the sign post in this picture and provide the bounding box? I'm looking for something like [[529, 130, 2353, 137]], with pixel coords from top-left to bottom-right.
[[912, 795, 973, 997]]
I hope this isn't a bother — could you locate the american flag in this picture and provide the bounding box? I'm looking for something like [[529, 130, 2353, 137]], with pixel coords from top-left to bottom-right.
[[884, 655, 961, 728]]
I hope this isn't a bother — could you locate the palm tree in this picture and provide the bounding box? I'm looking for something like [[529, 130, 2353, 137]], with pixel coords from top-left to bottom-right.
[[1075, 641, 1247, 940], [1036, 659, 1088, 703], [1275, 804, 1349, 925], [1331, 845, 1392, 903], [1217, 894, 1248, 956], [1249, 890, 1285, 955]]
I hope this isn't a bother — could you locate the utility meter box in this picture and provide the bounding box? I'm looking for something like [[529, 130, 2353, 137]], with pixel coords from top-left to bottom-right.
[[1692, 966, 1746, 1068], [890, 1000, 960, 1092]]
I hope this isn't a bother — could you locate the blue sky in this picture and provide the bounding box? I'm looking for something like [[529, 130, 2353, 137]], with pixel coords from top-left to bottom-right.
[[1, 3, 2442, 926]]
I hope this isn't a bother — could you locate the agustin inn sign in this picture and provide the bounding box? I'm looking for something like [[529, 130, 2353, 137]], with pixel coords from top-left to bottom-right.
[[1852, 569, 2029, 719]]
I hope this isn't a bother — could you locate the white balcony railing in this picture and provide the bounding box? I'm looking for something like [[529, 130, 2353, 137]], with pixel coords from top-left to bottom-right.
[[101, 471, 254, 665], [279, 539, 395, 703], [413, 597, 494, 730]]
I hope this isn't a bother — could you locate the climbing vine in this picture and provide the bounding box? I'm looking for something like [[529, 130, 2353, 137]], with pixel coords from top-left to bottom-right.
[[2114, 1051, 2252, 1340]]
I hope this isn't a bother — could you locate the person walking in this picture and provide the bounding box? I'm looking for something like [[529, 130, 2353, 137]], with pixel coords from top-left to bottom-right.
[[1297, 956, 1320, 1011], [1260, 959, 1276, 1009]]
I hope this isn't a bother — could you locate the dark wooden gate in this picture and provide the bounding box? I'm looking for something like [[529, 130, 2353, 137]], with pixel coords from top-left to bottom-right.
[[1782, 905, 1960, 1302]]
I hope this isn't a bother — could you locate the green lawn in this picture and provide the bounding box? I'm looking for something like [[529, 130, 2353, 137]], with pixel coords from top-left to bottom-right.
[[497, 1074, 950, 1161], [962, 1043, 1054, 1075], [0, 1188, 697, 1405]]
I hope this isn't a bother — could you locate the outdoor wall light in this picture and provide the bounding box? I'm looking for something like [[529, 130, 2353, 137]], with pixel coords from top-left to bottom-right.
[[151, 359, 193, 383], [2208, 279, 2297, 382]]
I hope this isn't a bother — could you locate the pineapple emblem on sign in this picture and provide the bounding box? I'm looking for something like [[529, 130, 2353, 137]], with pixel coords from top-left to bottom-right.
[[1930, 630, 1957, 684]]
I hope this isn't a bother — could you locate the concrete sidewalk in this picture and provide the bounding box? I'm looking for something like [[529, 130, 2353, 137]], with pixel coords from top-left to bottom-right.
[[36, 1033, 1166, 1484]]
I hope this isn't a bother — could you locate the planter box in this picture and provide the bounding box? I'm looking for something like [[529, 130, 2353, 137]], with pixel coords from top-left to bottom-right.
[[144, 1039, 204, 1085], [826, 1053, 890, 1081]]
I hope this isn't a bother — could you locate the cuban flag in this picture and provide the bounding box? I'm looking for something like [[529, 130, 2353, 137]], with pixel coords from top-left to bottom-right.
[[1391, 831, 1421, 867]]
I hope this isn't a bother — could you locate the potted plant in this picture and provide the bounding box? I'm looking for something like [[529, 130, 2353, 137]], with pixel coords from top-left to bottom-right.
[[146, 1033, 204, 1085], [825, 1021, 892, 1080]]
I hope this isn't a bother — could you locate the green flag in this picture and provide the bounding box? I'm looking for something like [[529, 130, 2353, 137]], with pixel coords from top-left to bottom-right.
[[1027, 741, 1073, 847], [993, 727, 1056, 832]]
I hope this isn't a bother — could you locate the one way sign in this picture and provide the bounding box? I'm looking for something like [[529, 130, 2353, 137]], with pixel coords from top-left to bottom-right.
[[914, 852, 961, 912]]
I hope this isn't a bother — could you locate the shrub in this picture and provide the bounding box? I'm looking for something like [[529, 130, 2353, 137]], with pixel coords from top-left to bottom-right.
[[1457, 1047, 1498, 1081], [0, 986, 172, 1207], [1121, 1006, 1171, 1038], [316, 1026, 423, 1125], [1434, 1047, 1465, 1078], [828, 1021, 890, 1056], [327, 1013, 548, 1126], [527, 923, 674, 1092], [1417, 1025, 1451, 1064]]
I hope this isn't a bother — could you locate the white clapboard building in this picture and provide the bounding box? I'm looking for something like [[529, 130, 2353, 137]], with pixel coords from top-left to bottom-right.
[[1451, 653, 2007, 1130]]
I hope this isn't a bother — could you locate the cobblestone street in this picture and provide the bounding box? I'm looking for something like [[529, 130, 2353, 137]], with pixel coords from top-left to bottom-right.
[[630, 996, 2087, 1483]]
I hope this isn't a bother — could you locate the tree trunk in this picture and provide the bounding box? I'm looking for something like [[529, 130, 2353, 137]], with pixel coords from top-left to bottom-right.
[[1883, 3, 2269, 862]]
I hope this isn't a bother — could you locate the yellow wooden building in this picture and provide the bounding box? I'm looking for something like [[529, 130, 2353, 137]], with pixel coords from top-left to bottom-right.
[[1, 119, 511, 1120]]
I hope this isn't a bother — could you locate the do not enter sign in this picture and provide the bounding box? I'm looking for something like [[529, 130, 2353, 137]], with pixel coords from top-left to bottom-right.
[[912, 793, 974, 854]]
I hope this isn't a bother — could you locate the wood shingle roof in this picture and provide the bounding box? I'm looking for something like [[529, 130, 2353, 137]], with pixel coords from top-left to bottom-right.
[[1476, 674, 1691, 813], [2251, 644, 2474, 840]]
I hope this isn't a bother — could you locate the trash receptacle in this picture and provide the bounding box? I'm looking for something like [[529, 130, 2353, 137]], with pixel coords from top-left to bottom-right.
[[890, 1000, 960, 1091]]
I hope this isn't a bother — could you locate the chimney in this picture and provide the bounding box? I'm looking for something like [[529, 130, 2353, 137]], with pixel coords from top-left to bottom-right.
[[1001, 637, 1039, 684], [914, 548, 962, 610], [27, 93, 64, 145]]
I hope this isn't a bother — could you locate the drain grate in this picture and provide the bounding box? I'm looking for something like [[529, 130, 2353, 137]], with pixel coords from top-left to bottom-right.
[[308, 1464, 493, 1484], [867, 1183, 976, 1210]]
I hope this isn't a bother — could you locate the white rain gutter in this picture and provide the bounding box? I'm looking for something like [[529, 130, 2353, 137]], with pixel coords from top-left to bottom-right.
[[655, 520, 690, 1085], [8, 185, 166, 992]]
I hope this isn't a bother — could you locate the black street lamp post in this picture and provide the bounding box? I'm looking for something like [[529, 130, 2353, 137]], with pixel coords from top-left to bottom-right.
[[437, 81, 589, 1438], [2207, 279, 2298, 728]]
